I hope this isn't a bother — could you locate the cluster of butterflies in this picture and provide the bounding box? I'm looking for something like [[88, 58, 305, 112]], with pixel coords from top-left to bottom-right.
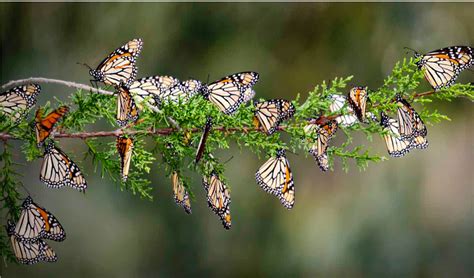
[[0, 41, 472, 262], [6, 196, 65, 264]]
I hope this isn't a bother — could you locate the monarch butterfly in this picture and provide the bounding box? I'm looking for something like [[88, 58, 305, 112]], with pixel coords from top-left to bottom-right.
[[304, 119, 338, 171], [0, 84, 41, 124], [395, 94, 428, 150], [129, 75, 180, 108], [329, 94, 358, 127], [195, 117, 212, 164], [253, 99, 295, 135], [171, 172, 191, 214], [117, 86, 139, 127], [40, 142, 87, 192], [116, 136, 133, 181], [255, 149, 294, 209], [89, 38, 143, 88], [6, 221, 57, 265], [202, 172, 232, 229], [12, 196, 66, 243], [200, 72, 259, 115], [380, 112, 413, 157], [347, 86, 369, 122], [35, 106, 69, 146], [411, 46, 473, 91], [242, 88, 256, 104], [159, 79, 202, 104]]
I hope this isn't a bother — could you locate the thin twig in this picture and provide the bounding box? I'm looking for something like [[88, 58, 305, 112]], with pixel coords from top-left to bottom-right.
[[1, 77, 114, 96], [1, 77, 172, 121], [0, 78, 442, 142], [0, 126, 271, 141], [413, 90, 435, 98]]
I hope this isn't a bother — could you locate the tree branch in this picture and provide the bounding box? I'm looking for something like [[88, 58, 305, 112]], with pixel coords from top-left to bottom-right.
[[1, 77, 114, 96], [0, 77, 441, 142], [0, 126, 269, 141]]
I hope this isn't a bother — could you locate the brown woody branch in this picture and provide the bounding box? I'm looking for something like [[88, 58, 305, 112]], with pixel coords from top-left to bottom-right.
[[0, 77, 436, 142], [1, 77, 114, 96], [0, 126, 270, 141]]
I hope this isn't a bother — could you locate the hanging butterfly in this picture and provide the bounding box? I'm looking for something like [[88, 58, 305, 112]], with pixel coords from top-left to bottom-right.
[[347, 86, 369, 122], [35, 106, 69, 146], [40, 142, 87, 192], [202, 172, 232, 229], [116, 136, 133, 181], [0, 84, 41, 124], [200, 71, 259, 115], [380, 112, 413, 157], [89, 38, 143, 88], [395, 94, 428, 149], [12, 196, 66, 243], [328, 94, 358, 127], [6, 221, 57, 265], [129, 75, 180, 108], [409, 46, 473, 91], [159, 79, 202, 104], [304, 119, 338, 171], [116, 86, 139, 127], [255, 149, 295, 209], [171, 172, 192, 214], [253, 99, 295, 135], [195, 117, 212, 164]]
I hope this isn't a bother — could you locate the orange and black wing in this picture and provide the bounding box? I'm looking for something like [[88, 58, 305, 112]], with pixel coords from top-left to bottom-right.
[[117, 87, 139, 127], [0, 84, 40, 124], [89, 38, 143, 88], [203, 172, 232, 229], [116, 136, 133, 181], [347, 86, 368, 122], [415, 46, 473, 90], [35, 106, 69, 145], [40, 142, 87, 192], [14, 196, 66, 243]]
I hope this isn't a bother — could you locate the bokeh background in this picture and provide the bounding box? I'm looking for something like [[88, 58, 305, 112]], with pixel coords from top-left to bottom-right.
[[1, 2, 473, 277]]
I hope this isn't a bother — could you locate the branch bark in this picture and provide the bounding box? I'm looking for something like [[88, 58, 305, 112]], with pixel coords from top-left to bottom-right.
[[0, 77, 438, 142], [1, 77, 114, 96], [0, 126, 270, 141]]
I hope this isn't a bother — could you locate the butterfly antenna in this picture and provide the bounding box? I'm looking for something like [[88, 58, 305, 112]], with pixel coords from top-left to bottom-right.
[[18, 181, 32, 197], [286, 149, 298, 156], [77, 62, 93, 71], [223, 155, 234, 165], [403, 47, 418, 55]]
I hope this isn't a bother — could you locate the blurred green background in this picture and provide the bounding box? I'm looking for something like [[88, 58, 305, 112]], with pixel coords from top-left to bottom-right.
[[1, 3, 473, 277]]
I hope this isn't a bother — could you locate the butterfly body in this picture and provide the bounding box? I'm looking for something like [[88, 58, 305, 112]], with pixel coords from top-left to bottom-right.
[[159, 79, 202, 104], [380, 112, 413, 157], [253, 99, 295, 135], [35, 106, 69, 146], [305, 119, 338, 171], [395, 94, 428, 149], [89, 38, 143, 88], [6, 221, 58, 265], [129, 75, 180, 108], [40, 142, 87, 192], [172, 172, 192, 214], [413, 46, 473, 91], [347, 86, 368, 122], [201, 72, 259, 115], [203, 172, 232, 229], [116, 86, 139, 127], [195, 117, 212, 164], [0, 84, 40, 124], [255, 149, 295, 209], [116, 136, 133, 181]]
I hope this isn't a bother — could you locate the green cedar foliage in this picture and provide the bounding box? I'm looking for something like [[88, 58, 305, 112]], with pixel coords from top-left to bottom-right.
[[0, 57, 473, 263]]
